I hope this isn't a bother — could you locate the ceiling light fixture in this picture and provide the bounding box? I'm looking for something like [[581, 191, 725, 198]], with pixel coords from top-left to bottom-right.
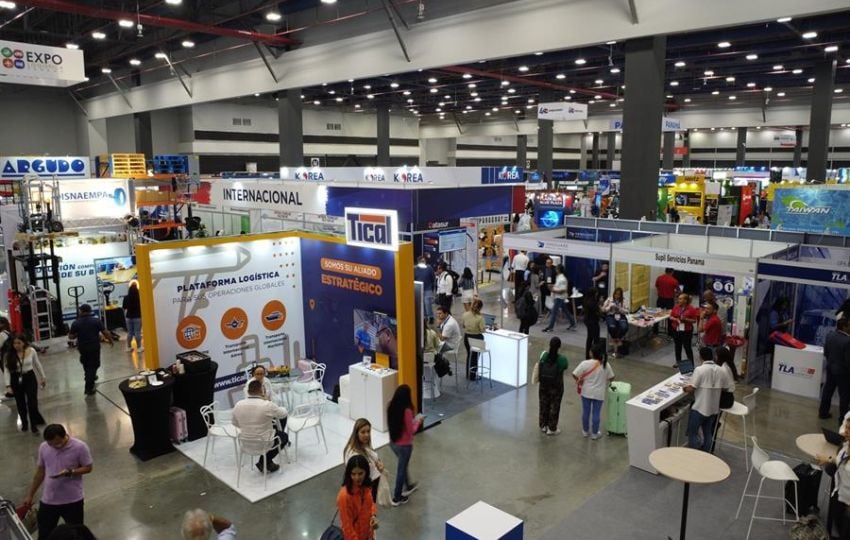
[[438, 102, 445, 106], [470, 92, 478, 97], [129, 58, 141, 66], [328, 90, 335, 94], [802, 31, 818, 39], [569, 89, 576, 94], [254, 93, 260, 97], [556, 73, 566, 79], [824, 45, 839, 53], [747, 82, 756, 88], [728, 95, 736, 100], [363, 84, 371, 90], [428, 77, 437, 83], [773, 65, 784, 71], [792, 68, 803, 74], [313, 100, 320, 105], [565, 96, 572, 100], [390, 82, 399, 88], [518, 65, 529, 72], [718, 41, 731, 48], [670, 81, 679, 87], [165, 0, 182, 4], [595, 95, 602, 100], [684, 98, 692, 103], [444, 95, 451, 100], [403, 90, 411, 95], [777, 92, 786, 97], [467, 83, 476, 88], [462, 73, 472, 79], [808, 78, 815, 83], [474, 97, 482, 102], [764, 86, 773, 92], [609, 103, 616, 108], [485, 112, 491, 116], [534, 51, 543, 56], [704, 70, 714, 76], [101, 67, 112, 74], [118, 19, 134, 28], [508, 88, 516, 94], [726, 76, 735, 82], [746, 54, 758, 60], [65, 42, 79, 50], [407, 99, 414, 103], [501, 81, 510, 87], [594, 79, 603, 84], [666, 94, 674, 99], [777, 16, 792, 23], [0, 1, 16, 8], [575, 58, 586, 65], [321, 0, 338, 4], [335, 97, 343, 102], [836, 88, 845, 94], [711, 90, 720, 95], [181, 40, 195, 48], [674, 61, 686, 67], [354, 104, 361, 109], [91, 31, 106, 39], [610, 67, 621, 74], [367, 94, 374, 99], [154, 52, 167, 59], [429, 88, 438, 94]]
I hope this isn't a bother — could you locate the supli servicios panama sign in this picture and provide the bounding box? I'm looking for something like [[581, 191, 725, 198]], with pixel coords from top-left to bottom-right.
[[344, 208, 399, 252]]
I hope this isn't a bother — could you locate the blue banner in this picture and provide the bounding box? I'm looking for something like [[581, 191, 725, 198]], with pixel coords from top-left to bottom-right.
[[772, 187, 850, 235], [758, 262, 850, 286], [481, 166, 523, 184]]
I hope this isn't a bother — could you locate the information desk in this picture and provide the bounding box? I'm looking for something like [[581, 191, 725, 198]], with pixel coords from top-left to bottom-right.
[[119, 376, 176, 461], [348, 363, 398, 433], [172, 361, 218, 441], [626, 373, 692, 474], [772, 344, 825, 400], [484, 329, 528, 388]]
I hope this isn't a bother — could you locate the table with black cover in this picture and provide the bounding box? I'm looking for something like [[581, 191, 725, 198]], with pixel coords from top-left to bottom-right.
[[172, 361, 218, 441], [119, 376, 175, 461]]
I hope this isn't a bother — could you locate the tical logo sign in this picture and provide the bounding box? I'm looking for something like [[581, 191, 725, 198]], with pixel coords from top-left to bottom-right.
[[2, 156, 88, 178], [344, 207, 399, 252]]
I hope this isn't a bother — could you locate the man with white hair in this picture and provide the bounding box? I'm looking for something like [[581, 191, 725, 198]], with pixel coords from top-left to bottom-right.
[[181, 509, 236, 539]]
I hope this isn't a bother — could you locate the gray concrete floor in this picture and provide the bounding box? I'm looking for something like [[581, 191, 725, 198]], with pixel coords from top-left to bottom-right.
[[0, 286, 836, 539]]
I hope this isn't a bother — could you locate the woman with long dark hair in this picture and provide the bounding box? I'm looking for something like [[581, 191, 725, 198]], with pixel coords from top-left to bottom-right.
[[537, 337, 568, 436], [460, 267, 477, 312], [0, 316, 12, 398], [6, 334, 46, 434], [583, 288, 602, 360], [122, 281, 143, 352], [336, 454, 378, 540], [572, 341, 616, 439], [670, 293, 699, 368], [344, 418, 384, 504], [603, 287, 630, 353], [386, 384, 423, 506]]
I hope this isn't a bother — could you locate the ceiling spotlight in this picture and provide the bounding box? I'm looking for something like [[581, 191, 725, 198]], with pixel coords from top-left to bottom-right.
[[101, 67, 112, 74], [528, 98, 535, 103], [470, 92, 478, 97], [438, 101, 445, 106], [606, 40, 617, 45], [802, 31, 818, 39], [462, 73, 472, 79], [354, 104, 361, 109], [467, 83, 477, 89], [670, 81, 679, 87], [836, 88, 845, 94], [565, 96, 572, 100], [515, 110, 522, 114], [824, 45, 839, 53], [594, 79, 603, 84], [609, 103, 616, 108], [265, 8, 281, 18], [718, 41, 731, 48], [407, 99, 414, 103], [181, 40, 195, 48], [390, 82, 399, 88], [428, 77, 437, 83], [777, 16, 792, 23], [402, 90, 411, 95], [610, 67, 621, 74], [118, 19, 134, 28], [746, 54, 758, 60], [91, 31, 106, 39], [0, 1, 16, 8], [65, 42, 79, 50], [474, 97, 482, 102], [435, 108, 442, 112], [254, 93, 260, 97], [711, 90, 720, 95], [764, 86, 773, 92], [518, 65, 529, 72], [328, 90, 335, 94], [725, 76, 735, 82], [575, 58, 586, 65], [321, 0, 338, 4], [508, 88, 516, 94], [666, 94, 674, 99], [313, 100, 320, 105], [674, 61, 686, 67], [534, 51, 543, 56], [792, 68, 803, 74], [444, 95, 451, 99], [367, 94, 374, 99], [129, 58, 141, 66], [347, 79, 354, 83], [777, 92, 786, 97], [728, 95, 736, 100], [335, 97, 343, 102], [485, 112, 491, 116], [747, 82, 756, 88], [556, 73, 566, 79], [154, 52, 167, 59], [704, 70, 714, 76], [773, 65, 784, 71], [594, 95, 602, 100], [501, 81, 510, 86], [847, 59, 850, 64], [429, 88, 438, 94], [492, 107, 499, 112], [808, 78, 815, 83], [684, 98, 692, 103], [363, 84, 371, 90]]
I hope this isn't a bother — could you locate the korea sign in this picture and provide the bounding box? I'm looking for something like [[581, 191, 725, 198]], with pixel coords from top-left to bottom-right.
[[537, 102, 588, 121], [0, 39, 86, 88], [344, 207, 399, 252], [1, 156, 89, 179]]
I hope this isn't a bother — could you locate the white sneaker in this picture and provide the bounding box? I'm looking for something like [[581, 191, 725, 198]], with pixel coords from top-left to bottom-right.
[[541, 426, 548, 433], [546, 428, 561, 436], [591, 432, 603, 440], [582, 430, 589, 438], [138, 347, 144, 353]]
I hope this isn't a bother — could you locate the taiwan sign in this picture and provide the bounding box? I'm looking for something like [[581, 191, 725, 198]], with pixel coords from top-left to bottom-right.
[[772, 187, 850, 236], [0, 40, 86, 87]]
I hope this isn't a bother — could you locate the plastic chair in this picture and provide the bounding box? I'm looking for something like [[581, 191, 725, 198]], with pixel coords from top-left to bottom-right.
[[734, 436, 799, 540], [441, 349, 461, 387], [236, 430, 284, 490], [287, 397, 328, 461], [291, 361, 326, 406], [422, 352, 440, 403], [466, 338, 493, 393], [199, 402, 239, 467], [717, 387, 759, 470]]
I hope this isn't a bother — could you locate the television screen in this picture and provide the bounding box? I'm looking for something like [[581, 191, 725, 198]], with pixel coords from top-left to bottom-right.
[[353, 309, 398, 360]]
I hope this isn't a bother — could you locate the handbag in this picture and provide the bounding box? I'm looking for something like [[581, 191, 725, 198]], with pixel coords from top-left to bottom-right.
[[719, 390, 735, 410], [576, 361, 601, 395], [377, 470, 393, 507], [544, 296, 555, 310], [320, 509, 344, 540], [531, 361, 540, 385]]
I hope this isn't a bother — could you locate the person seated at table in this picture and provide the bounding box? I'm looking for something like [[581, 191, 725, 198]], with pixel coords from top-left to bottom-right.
[[232, 380, 287, 473], [818, 411, 850, 540], [243, 365, 272, 401], [602, 287, 629, 354], [683, 347, 734, 453], [433, 306, 461, 378]]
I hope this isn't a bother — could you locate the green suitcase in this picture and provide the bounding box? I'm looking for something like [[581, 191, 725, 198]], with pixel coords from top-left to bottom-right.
[[607, 381, 631, 436]]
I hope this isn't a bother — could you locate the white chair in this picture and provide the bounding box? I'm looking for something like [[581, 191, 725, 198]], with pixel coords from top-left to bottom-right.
[[291, 361, 326, 405], [199, 402, 239, 467], [735, 436, 799, 540], [466, 338, 493, 393], [236, 430, 285, 490], [422, 352, 440, 403], [442, 349, 461, 387], [717, 387, 759, 470], [287, 397, 329, 461]]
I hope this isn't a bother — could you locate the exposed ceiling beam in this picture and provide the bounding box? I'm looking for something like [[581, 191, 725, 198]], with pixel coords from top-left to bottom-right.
[[440, 65, 620, 100], [627, 0, 639, 25], [21, 0, 300, 46]]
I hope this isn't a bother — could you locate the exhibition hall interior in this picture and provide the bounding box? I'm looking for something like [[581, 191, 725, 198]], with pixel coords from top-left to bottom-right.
[[2, 0, 850, 539]]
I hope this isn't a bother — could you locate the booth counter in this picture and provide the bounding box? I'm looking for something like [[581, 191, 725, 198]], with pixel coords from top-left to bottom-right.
[[484, 329, 528, 388], [348, 363, 398, 433], [772, 344, 825, 400]]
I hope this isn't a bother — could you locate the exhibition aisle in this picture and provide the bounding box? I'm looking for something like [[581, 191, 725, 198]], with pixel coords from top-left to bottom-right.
[[174, 402, 390, 503]]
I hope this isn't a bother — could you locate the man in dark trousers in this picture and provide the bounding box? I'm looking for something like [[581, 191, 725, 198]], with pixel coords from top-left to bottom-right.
[[819, 317, 850, 421], [68, 304, 114, 396]]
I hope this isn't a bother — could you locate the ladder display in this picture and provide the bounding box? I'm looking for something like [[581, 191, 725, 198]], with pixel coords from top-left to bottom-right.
[[28, 286, 54, 342]]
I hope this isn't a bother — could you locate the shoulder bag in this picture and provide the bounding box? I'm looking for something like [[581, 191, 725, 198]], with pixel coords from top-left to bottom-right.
[[576, 361, 601, 395], [320, 509, 344, 540]]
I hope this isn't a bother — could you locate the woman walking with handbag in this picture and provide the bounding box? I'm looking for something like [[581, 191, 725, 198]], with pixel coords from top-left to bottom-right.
[[6, 334, 47, 434], [336, 454, 379, 540], [537, 337, 568, 436], [344, 418, 389, 507], [573, 341, 615, 440], [387, 385, 423, 506]]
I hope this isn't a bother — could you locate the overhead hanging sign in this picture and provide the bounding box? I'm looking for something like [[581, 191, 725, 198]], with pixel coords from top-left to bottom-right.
[[212, 180, 327, 215], [481, 166, 524, 184], [773, 133, 796, 148], [0, 40, 86, 88], [610, 117, 682, 132], [1, 156, 89, 179], [537, 102, 588, 121], [345, 207, 399, 252], [59, 178, 131, 220], [772, 187, 850, 235]]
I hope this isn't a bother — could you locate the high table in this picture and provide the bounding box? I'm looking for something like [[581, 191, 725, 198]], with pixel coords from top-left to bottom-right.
[[569, 291, 584, 322], [172, 361, 218, 441], [120, 376, 176, 461], [796, 433, 839, 460], [650, 447, 730, 540], [627, 311, 670, 356], [772, 344, 825, 399], [483, 329, 528, 388]]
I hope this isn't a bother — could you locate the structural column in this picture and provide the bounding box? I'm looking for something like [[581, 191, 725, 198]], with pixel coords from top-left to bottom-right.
[[278, 89, 304, 167], [620, 36, 667, 219], [134, 112, 153, 158], [606, 132, 617, 169], [793, 128, 803, 168], [591, 132, 601, 169], [662, 131, 675, 170], [376, 104, 391, 166], [682, 130, 691, 168], [735, 127, 747, 166], [516, 134, 528, 168], [538, 118, 554, 187], [808, 59, 836, 181]]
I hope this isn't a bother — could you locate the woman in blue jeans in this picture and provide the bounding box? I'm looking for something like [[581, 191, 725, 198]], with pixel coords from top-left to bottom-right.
[[386, 384, 423, 506], [572, 341, 615, 439], [602, 287, 629, 353]]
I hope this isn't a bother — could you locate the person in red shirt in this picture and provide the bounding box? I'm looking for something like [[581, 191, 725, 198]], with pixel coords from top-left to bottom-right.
[[337, 454, 378, 540], [669, 293, 700, 367], [655, 268, 680, 310], [700, 302, 724, 348]]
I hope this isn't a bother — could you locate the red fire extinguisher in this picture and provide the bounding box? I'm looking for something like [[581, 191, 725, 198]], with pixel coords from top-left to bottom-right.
[[8, 290, 22, 334]]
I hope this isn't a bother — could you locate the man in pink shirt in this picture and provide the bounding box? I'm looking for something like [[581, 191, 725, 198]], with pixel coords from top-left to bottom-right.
[[23, 424, 93, 539]]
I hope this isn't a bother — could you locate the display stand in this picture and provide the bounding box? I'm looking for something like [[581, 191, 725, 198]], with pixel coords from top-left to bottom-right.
[[348, 363, 398, 433], [120, 376, 176, 461], [172, 361, 219, 441], [446, 501, 523, 540], [484, 329, 528, 388], [772, 344, 824, 400]]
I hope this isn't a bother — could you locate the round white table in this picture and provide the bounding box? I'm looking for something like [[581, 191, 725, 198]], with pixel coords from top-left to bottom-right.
[[796, 433, 839, 460], [569, 291, 584, 321], [650, 447, 731, 540]]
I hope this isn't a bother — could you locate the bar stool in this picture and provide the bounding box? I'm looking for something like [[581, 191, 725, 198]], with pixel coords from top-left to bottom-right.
[[735, 436, 799, 540], [466, 338, 493, 393], [716, 388, 759, 471]]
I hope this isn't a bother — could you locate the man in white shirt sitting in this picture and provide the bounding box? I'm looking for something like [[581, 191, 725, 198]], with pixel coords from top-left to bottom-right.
[[232, 380, 288, 472], [434, 306, 461, 378], [683, 347, 735, 452]]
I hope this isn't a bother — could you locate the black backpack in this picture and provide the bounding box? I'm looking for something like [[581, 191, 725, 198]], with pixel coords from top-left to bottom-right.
[[515, 295, 529, 319], [447, 269, 461, 296], [539, 353, 561, 385]]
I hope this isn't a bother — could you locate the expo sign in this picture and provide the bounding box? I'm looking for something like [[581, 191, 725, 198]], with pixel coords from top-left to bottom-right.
[[344, 207, 399, 252], [1, 156, 89, 178]]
